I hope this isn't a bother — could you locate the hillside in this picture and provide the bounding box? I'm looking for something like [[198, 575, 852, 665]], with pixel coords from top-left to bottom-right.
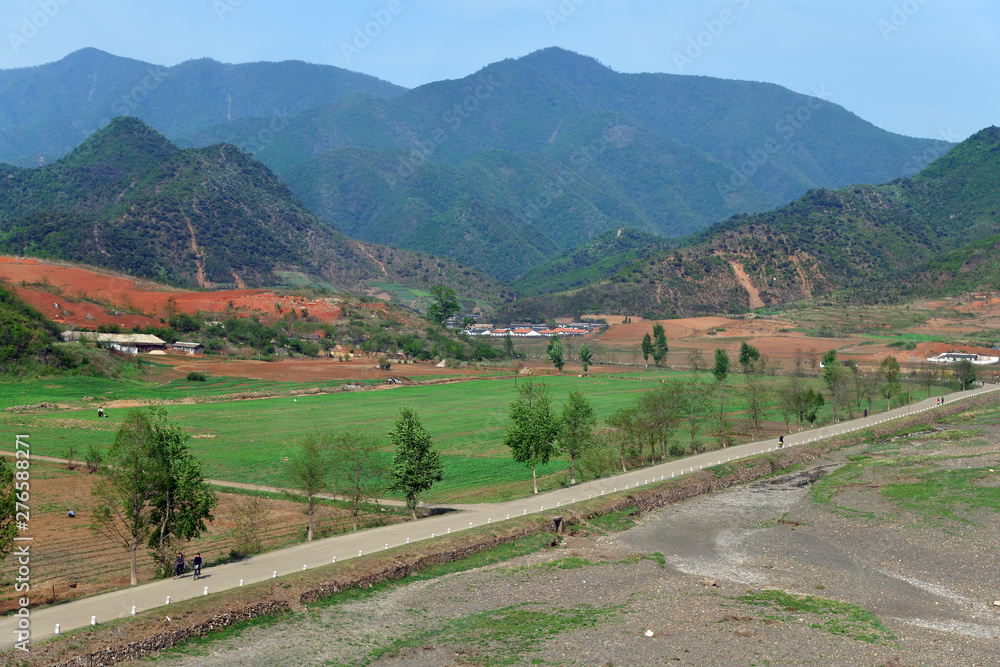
[[0, 48, 955, 282], [0, 118, 514, 307], [0, 48, 405, 167], [499, 126, 1000, 320], [0, 284, 68, 374], [182, 48, 946, 277]]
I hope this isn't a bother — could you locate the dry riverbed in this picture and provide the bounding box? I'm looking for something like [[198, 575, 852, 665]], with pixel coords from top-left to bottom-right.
[[155, 417, 1000, 666]]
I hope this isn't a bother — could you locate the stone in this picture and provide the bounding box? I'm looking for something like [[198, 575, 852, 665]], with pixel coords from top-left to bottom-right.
[[645, 629, 655, 637]]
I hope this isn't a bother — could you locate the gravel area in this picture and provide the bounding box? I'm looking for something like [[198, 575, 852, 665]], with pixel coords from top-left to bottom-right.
[[155, 423, 1000, 666]]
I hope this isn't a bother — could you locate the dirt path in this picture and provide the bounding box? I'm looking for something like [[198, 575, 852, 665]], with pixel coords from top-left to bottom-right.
[[729, 260, 765, 309]]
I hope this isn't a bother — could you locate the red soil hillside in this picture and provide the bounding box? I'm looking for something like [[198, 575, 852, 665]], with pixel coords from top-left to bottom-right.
[[0, 257, 382, 330]]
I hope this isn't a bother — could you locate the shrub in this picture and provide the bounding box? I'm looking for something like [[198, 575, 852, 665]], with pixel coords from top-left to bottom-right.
[[186, 371, 208, 382], [376, 355, 391, 370]]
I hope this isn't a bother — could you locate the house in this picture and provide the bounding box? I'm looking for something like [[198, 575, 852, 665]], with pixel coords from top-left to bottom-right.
[[926, 350, 999, 365], [61, 332, 167, 355], [171, 341, 205, 356]]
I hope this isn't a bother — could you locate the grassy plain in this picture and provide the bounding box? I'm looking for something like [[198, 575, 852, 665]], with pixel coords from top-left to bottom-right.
[[1, 365, 956, 502]]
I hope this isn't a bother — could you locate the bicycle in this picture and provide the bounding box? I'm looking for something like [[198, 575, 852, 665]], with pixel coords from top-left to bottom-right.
[[192, 564, 202, 580], [171, 562, 185, 580]]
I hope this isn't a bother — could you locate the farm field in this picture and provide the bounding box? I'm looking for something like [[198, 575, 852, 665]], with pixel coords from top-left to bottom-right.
[[1, 366, 953, 503]]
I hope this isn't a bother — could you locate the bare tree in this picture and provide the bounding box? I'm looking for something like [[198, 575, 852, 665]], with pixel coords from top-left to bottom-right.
[[330, 431, 386, 531], [288, 432, 332, 541], [230, 492, 273, 558]]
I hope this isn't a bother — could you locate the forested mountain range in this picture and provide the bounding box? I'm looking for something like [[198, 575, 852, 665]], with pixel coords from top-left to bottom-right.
[[0, 118, 514, 305], [499, 126, 1000, 320], [0, 48, 947, 281]]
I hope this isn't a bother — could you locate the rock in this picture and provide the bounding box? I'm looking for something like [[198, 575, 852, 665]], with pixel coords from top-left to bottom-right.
[[993, 600, 1000, 607], [700, 577, 718, 587], [645, 629, 655, 637]]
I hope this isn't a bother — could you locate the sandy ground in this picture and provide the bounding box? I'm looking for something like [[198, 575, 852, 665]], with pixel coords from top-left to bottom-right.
[[154, 421, 1000, 666]]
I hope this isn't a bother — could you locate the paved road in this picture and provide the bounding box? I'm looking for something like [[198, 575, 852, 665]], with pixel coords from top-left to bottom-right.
[[3, 383, 997, 649]]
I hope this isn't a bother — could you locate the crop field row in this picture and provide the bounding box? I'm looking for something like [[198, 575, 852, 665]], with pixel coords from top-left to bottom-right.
[[1, 370, 951, 502]]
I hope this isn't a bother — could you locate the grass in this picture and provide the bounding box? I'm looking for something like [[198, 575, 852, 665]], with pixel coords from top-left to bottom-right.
[[144, 608, 292, 659], [0, 365, 958, 502], [582, 505, 639, 534], [367, 601, 625, 666], [882, 467, 1000, 523], [733, 590, 895, 644]]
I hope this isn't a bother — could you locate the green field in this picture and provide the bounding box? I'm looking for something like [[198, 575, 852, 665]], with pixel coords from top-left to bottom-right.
[[0, 368, 950, 502]]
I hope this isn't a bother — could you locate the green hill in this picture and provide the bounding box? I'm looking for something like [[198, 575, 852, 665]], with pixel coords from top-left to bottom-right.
[[0, 48, 405, 167], [499, 126, 1000, 320], [0, 118, 514, 307], [0, 285, 68, 374]]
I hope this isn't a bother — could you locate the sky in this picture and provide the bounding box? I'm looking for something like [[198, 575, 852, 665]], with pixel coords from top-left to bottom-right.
[[1, 0, 996, 140]]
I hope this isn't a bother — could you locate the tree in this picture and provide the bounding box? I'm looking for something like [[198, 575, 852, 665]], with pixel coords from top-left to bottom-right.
[[503, 330, 515, 358], [738, 342, 760, 374], [712, 348, 730, 384], [639, 384, 683, 461], [678, 380, 713, 453], [503, 382, 560, 494], [916, 366, 937, 397], [288, 432, 332, 542], [229, 492, 271, 559], [329, 431, 387, 531], [641, 333, 652, 366], [578, 344, 593, 375], [744, 371, 769, 434], [388, 406, 443, 518], [426, 286, 459, 325], [147, 411, 216, 573], [686, 348, 706, 375], [879, 356, 901, 410], [953, 359, 978, 391], [606, 407, 641, 473], [652, 323, 669, 366], [822, 349, 847, 420], [0, 456, 16, 562], [547, 336, 565, 372], [803, 389, 825, 425], [559, 391, 596, 485], [91, 408, 167, 585]]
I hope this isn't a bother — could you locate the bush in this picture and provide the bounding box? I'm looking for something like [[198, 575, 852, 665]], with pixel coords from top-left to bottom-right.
[[186, 371, 208, 382], [376, 355, 391, 370]]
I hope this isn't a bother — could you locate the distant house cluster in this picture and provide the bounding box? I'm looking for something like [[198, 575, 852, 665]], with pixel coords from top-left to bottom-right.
[[61, 332, 204, 356], [462, 323, 598, 338], [926, 350, 999, 365]]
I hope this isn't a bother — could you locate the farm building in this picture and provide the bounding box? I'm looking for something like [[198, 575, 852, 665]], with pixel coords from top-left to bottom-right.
[[926, 350, 999, 365], [61, 332, 167, 355], [171, 341, 204, 356]]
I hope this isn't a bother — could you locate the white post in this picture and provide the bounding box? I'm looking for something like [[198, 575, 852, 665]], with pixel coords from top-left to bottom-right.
[[240, 579, 245, 586], [273, 571, 278, 578], [203, 586, 208, 596], [55, 624, 60, 635], [166, 596, 171, 604], [131, 606, 136, 616]]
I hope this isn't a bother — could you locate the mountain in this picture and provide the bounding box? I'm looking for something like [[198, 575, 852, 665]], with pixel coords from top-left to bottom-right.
[[498, 126, 1000, 320], [0, 48, 952, 281], [0, 48, 405, 167], [180, 48, 947, 274], [0, 118, 514, 306]]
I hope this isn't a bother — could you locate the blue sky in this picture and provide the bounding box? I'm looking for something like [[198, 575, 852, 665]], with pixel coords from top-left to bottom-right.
[[2, 0, 996, 140]]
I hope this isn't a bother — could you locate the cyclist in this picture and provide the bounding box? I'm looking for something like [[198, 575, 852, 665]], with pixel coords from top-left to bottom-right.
[[173, 553, 185, 578], [192, 553, 203, 580], [778, 435, 784, 448]]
